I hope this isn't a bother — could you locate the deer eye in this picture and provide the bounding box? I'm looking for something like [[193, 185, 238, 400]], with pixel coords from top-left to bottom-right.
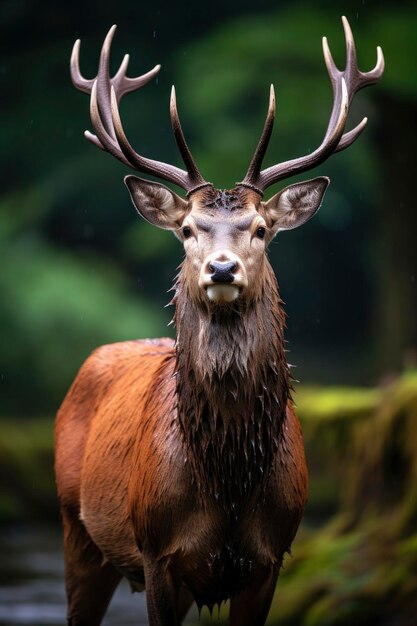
[[256, 226, 266, 239], [182, 226, 192, 238]]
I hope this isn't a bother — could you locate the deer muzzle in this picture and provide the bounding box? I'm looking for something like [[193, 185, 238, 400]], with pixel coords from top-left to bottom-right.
[[199, 251, 247, 303]]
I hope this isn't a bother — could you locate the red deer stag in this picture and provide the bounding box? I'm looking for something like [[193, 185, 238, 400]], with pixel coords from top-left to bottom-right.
[[55, 17, 383, 626]]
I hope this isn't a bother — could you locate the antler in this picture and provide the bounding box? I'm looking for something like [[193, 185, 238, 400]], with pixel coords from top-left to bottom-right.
[[70, 25, 209, 195], [238, 16, 384, 195]]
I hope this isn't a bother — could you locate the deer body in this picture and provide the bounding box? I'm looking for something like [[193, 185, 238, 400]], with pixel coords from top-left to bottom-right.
[[56, 189, 308, 624], [56, 331, 306, 613], [56, 18, 383, 625]]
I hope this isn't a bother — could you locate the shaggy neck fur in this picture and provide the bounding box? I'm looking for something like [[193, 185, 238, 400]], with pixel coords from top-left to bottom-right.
[[173, 258, 290, 516]]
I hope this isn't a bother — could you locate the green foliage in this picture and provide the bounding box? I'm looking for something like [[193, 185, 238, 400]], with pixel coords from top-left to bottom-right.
[[370, 9, 417, 97], [121, 219, 178, 262], [296, 385, 380, 516], [344, 371, 417, 532], [0, 418, 55, 522], [0, 235, 168, 415]]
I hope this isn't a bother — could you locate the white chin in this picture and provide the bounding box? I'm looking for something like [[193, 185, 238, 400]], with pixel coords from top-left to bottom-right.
[[206, 284, 240, 303]]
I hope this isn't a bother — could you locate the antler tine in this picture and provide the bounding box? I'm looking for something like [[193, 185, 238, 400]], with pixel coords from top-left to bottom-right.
[[238, 85, 276, 193], [369, 45, 385, 82], [88, 80, 131, 166], [170, 87, 205, 187], [71, 26, 208, 193], [110, 86, 192, 189], [239, 16, 384, 193], [342, 14, 357, 76], [322, 34, 338, 79], [320, 33, 355, 148], [70, 39, 95, 94], [95, 25, 118, 138], [324, 17, 384, 149], [342, 17, 384, 89], [335, 116, 367, 152], [113, 57, 161, 102], [259, 77, 349, 189]]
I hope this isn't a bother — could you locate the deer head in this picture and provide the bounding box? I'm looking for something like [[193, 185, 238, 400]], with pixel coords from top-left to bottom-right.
[[71, 18, 384, 307]]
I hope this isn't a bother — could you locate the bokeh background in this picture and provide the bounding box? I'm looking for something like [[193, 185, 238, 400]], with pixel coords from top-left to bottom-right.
[[0, 0, 416, 624]]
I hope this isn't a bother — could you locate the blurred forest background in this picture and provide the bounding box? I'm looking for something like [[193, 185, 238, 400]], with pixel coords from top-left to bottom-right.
[[0, 0, 416, 624]]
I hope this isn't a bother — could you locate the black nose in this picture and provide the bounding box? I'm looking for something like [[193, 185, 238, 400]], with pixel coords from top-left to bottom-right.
[[209, 260, 237, 283]]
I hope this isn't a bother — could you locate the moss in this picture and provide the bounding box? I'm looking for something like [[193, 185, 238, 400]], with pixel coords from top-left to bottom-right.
[[295, 385, 380, 518], [0, 417, 57, 523], [296, 386, 380, 423], [344, 371, 417, 531]]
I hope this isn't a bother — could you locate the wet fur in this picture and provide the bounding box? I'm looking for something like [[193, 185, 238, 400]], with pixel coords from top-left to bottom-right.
[[55, 188, 308, 624]]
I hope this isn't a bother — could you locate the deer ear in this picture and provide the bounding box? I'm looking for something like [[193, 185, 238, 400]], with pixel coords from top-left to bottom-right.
[[263, 177, 329, 234], [124, 175, 188, 230]]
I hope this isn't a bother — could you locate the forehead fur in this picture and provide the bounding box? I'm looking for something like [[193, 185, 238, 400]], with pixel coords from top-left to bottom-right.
[[193, 186, 260, 216]]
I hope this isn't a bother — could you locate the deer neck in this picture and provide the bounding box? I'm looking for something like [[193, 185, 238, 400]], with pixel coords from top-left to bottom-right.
[[173, 259, 290, 513]]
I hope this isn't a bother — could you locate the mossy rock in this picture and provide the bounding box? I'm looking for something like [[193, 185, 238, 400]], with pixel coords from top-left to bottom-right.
[[343, 371, 417, 532], [297, 385, 380, 518], [0, 418, 57, 523]]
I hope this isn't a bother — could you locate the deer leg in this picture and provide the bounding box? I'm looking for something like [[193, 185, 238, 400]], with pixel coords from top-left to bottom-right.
[[143, 554, 181, 626], [62, 508, 122, 626], [229, 566, 279, 626]]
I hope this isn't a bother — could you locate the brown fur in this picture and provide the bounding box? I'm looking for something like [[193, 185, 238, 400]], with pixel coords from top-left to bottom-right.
[[55, 186, 309, 625]]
